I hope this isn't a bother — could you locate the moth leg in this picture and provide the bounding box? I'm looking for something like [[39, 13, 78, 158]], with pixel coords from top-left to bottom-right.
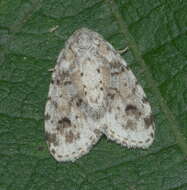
[[117, 47, 128, 54], [48, 68, 55, 72]]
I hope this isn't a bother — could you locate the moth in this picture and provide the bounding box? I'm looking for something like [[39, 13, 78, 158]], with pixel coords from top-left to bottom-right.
[[44, 28, 155, 162]]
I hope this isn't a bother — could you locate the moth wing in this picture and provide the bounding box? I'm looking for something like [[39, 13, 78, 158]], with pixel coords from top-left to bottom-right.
[[102, 57, 155, 148], [44, 49, 102, 162]]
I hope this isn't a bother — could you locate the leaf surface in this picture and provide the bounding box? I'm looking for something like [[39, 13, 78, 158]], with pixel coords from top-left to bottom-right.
[[0, 0, 187, 189]]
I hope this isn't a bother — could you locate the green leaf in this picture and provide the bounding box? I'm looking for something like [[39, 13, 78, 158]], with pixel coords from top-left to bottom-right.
[[0, 0, 187, 190]]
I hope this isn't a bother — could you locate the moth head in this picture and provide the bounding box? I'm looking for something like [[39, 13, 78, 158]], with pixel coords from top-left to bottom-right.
[[69, 28, 94, 53]]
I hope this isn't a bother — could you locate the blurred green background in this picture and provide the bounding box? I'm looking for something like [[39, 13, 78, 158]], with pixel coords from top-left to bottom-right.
[[0, 0, 186, 189]]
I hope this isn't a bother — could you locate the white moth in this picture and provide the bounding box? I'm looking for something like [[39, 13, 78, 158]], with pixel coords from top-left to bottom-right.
[[44, 28, 155, 162]]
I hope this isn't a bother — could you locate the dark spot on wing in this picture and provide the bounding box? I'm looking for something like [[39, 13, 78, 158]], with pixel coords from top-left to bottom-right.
[[57, 155, 62, 158], [125, 104, 137, 112], [132, 87, 136, 94], [64, 81, 72, 85], [144, 114, 154, 128], [80, 72, 83, 76], [76, 98, 83, 107], [62, 117, 71, 128], [97, 68, 100, 73], [65, 130, 74, 143], [56, 117, 72, 135], [142, 97, 148, 103], [44, 113, 51, 120], [126, 65, 130, 70], [52, 101, 58, 108], [56, 79, 60, 85], [107, 93, 115, 100], [125, 104, 142, 118], [51, 148, 56, 155], [150, 132, 154, 138], [111, 71, 120, 76], [58, 119, 63, 124], [125, 120, 137, 131], [45, 132, 59, 146], [56, 125, 64, 135], [94, 129, 101, 138]]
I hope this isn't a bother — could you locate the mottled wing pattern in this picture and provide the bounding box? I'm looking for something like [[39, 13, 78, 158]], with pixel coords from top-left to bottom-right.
[[101, 54, 155, 148], [45, 29, 107, 161], [45, 28, 155, 162]]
